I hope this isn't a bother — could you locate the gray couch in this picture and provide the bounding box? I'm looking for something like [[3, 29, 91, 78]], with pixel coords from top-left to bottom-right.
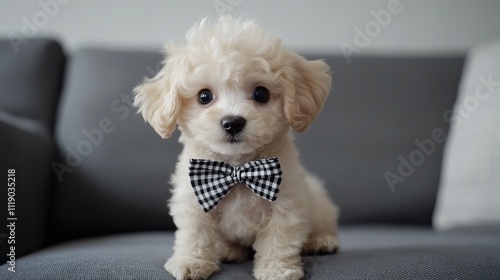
[[1, 39, 499, 279]]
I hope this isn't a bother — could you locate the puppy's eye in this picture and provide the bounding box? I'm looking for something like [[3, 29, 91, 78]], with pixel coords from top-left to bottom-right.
[[252, 86, 270, 104], [198, 89, 213, 105]]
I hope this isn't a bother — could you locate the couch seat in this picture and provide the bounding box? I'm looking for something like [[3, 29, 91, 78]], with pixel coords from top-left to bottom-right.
[[2, 225, 499, 279]]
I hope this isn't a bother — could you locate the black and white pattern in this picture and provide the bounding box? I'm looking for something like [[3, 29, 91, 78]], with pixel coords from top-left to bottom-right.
[[189, 157, 282, 212]]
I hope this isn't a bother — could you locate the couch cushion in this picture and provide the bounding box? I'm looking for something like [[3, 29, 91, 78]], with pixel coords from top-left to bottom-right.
[[52, 49, 180, 242], [299, 55, 464, 224], [433, 40, 500, 230], [51, 50, 464, 242], [2, 226, 499, 279]]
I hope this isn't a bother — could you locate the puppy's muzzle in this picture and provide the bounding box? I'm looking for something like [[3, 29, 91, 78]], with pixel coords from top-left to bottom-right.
[[221, 115, 246, 136]]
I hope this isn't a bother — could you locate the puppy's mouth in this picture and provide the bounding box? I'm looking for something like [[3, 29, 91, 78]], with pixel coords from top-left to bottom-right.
[[225, 133, 245, 144]]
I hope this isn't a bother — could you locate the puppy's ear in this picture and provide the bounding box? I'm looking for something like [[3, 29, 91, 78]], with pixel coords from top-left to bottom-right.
[[133, 54, 182, 139], [281, 55, 331, 133]]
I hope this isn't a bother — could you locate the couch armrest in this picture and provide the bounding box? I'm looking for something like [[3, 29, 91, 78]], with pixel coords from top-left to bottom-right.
[[0, 112, 54, 263], [0, 39, 65, 132]]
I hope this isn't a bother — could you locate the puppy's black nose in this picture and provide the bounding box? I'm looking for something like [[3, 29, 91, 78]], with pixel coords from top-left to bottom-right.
[[221, 116, 246, 135]]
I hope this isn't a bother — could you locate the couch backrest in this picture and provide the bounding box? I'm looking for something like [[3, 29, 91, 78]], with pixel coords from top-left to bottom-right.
[[52, 49, 177, 242], [299, 55, 464, 224], [51, 49, 464, 242]]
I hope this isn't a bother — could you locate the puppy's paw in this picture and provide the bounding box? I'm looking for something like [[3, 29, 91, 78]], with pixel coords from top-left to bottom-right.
[[302, 234, 340, 255], [253, 266, 304, 280], [216, 242, 250, 263], [164, 256, 219, 280]]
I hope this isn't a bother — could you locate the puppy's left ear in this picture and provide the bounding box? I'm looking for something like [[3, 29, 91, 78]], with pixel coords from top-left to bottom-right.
[[281, 54, 332, 133]]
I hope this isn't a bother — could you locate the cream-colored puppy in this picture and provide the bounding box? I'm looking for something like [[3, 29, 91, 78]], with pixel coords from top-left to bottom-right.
[[134, 16, 340, 280]]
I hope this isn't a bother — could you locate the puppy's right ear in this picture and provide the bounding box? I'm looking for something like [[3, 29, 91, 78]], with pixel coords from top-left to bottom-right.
[[133, 54, 181, 139]]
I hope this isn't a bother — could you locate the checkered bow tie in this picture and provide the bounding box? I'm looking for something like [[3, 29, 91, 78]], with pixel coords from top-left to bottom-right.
[[189, 157, 282, 212]]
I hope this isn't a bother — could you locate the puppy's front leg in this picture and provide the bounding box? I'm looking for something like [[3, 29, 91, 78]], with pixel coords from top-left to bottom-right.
[[165, 204, 220, 280], [252, 207, 309, 280]]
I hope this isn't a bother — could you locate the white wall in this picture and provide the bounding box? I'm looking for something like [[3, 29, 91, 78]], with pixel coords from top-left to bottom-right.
[[1, 0, 499, 55]]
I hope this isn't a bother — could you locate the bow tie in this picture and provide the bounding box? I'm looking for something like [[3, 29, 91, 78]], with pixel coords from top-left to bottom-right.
[[188, 157, 282, 212]]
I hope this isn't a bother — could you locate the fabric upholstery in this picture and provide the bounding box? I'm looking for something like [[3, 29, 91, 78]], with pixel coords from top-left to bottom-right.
[[298, 55, 464, 224], [2, 38, 495, 279], [0, 39, 64, 262], [2, 226, 499, 279], [433, 40, 500, 230], [0, 115, 54, 264], [0, 39, 65, 131], [50, 50, 465, 243], [51, 49, 178, 242]]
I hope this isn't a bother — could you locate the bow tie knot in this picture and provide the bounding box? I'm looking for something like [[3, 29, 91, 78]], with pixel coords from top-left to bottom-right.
[[231, 166, 243, 183], [189, 157, 282, 212]]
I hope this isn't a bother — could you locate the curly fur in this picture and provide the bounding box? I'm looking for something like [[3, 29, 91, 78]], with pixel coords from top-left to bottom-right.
[[134, 16, 340, 280]]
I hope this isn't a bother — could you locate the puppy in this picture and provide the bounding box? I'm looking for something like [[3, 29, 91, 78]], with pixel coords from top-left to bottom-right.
[[134, 16, 340, 280]]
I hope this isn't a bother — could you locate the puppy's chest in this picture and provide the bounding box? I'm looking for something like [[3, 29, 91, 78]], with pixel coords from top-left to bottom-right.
[[214, 184, 271, 246]]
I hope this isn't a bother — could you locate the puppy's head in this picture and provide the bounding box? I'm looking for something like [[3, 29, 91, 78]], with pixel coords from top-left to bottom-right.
[[134, 16, 331, 156]]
